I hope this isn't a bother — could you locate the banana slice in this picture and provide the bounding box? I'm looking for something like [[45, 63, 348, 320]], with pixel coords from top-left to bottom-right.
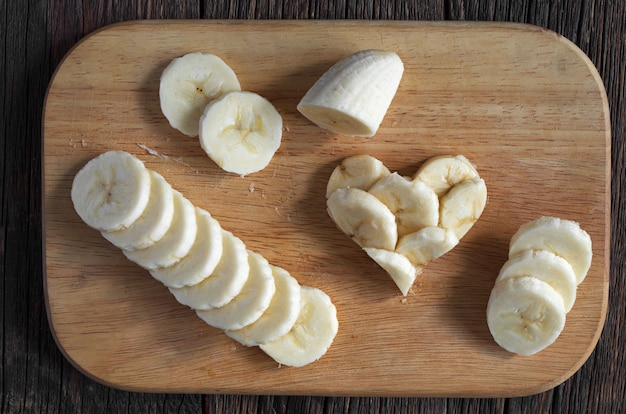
[[71, 150, 151, 232], [149, 208, 223, 288], [196, 251, 276, 331], [123, 191, 197, 270], [497, 250, 577, 313], [326, 154, 391, 198], [395, 226, 459, 267], [226, 265, 302, 346], [439, 178, 487, 239], [487, 276, 566, 356], [414, 155, 479, 197], [159, 52, 241, 137], [199, 91, 282, 176], [297, 49, 404, 137], [368, 172, 440, 237], [508, 216, 592, 285], [363, 247, 419, 296], [168, 229, 249, 310], [101, 170, 174, 251], [260, 286, 338, 367], [326, 187, 398, 250]]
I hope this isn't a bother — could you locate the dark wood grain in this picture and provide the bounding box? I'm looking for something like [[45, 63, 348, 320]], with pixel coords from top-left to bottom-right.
[[2, 0, 624, 412]]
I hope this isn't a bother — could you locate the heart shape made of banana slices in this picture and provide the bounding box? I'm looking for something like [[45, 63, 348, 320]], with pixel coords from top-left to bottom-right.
[[326, 154, 487, 296]]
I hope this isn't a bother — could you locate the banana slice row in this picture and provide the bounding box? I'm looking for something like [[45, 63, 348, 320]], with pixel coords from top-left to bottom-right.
[[71, 151, 338, 367], [486, 216, 592, 355], [326, 154, 487, 296]]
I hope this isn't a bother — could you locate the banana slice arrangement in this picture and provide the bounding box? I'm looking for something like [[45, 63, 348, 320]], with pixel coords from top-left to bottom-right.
[[160, 53, 283, 176], [71, 151, 338, 367], [326, 154, 487, 295], [487, 216, 592, 355]]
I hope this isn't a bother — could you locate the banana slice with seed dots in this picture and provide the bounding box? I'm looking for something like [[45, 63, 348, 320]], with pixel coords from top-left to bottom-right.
[[325, 154, 391, 198], [414, 154, 480, 197], [439, 178, 487, 239], [363, 248, 419, 296]]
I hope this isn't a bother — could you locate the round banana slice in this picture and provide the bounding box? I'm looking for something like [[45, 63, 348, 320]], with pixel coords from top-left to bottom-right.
[[414, 155, 479, 197], [149, 207, 223, 288], [123, 191, 197, 270], [168, 229, 249, 310], [508, 216, 592, 285], [487, 276, 566, 356], [260, 286, 338, 367], [439, 178, 487, 239], [196, 251, 276, 331], [159, 52, 241, 137], [326, 154, 390, 198], [101, 170, 175, 251], [71, 150, 151, 232], [199, 91, 282, 176], [363, 247, 419, 296], [395, 226, 459, 267], [226, 265, 302, 346]]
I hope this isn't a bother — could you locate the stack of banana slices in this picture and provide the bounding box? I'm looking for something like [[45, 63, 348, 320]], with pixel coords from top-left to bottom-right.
[[326, 154, 487, 296], [71, 150, 338, 367], [486, 216, 593, 355]]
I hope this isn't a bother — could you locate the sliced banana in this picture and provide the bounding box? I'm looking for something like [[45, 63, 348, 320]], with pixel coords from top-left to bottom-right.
[[168, 229, 249, 310], [123, 191, 197, 270], [159, 52, 241, 137], [326, 187, 398, 251], [497, 250, 577, 313], [71, 150, 151, 232], [149, 207, 223, 288], [487, 276, 566, 356], [363, 248, 419, 296], [508, 216, 592, 285], [297, 49, 404, 137], [414, 155, 479, 197], [260, 286, 338, 367], [199, 91, 282, 176], [439, 178, 487, 239], [196, 251, 276, 331], [368, 172, 440, 237], [226, 265, 302, 346], [395, 226, 459, 267], [326, 154, 390, 198]]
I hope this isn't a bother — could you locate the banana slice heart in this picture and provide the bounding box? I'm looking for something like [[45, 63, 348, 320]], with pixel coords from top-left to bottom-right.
[[439, 178, 487, 239], [226, 265, 302, 346], [396, 226, 460, 267], [149, 208, 223, 288], [414, 154, 479, 197], [195, 251, 276, 331], [326, 154, 390, 198], [71, 150, 151, 232], [123, 191, 197, 270], [487, 276, 566, 356], [508, 216, 592, 285], [260, 286, 338, 368], [101, 170, 174, 251], [168, 229, 250, 310], [363, 248, 419, 296], [159, 52, 241, 137], [297, 49, 404, 137], [199, 91, 282, 176]]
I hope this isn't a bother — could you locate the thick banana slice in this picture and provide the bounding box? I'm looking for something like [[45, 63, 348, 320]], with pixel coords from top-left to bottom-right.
[[497, 250, 577, 313], [260, 286, 338, 367], [196, 251, 276, 331], [159, 52, 241, 137], [487, 276, 566, 356], [363, 247, 419, 296], [123, 191, 197, 270], [439, 178, 487, 239], [168, 229, 249, 310], [368, 172, 440, 237], [508, 216, 592, 285], [327, 187, 398, 251], [325, 154, 390, 198], [101, 170, 174, 251], [226, 265, 302, 346], [199, 91, 282, 176], [395, 226, 459, 267], [71, 150, 151, 232], [297, 49, 404, 137], [149, 208, 223, 288], [414, 155, 479, 197]]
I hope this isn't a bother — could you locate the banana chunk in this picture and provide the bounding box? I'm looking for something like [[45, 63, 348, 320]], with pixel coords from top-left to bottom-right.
[[297, 49, 404, 137], [414, 154, 479, 197], [439, 178, 487, 239], [326, 154, 390, 198]]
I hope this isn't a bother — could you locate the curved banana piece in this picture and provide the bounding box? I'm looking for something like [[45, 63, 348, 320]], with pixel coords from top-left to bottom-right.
[[363, 247, 419, 296], [297, 49, 404, 137], [326, 154, 390, 198], [395, 226, 459, 267], [439, 178, 487, 239], [414, 154, 479, 197]]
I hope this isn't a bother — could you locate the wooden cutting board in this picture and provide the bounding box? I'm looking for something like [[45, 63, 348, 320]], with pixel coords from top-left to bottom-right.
[[42, 20, 610, 397]]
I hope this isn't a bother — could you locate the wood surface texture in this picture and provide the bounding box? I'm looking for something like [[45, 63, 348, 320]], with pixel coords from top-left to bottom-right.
[[3, 0, 625, 413]]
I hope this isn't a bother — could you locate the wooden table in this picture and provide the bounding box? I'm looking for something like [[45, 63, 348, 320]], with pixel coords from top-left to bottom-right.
[[3, 1, 624, 412]]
